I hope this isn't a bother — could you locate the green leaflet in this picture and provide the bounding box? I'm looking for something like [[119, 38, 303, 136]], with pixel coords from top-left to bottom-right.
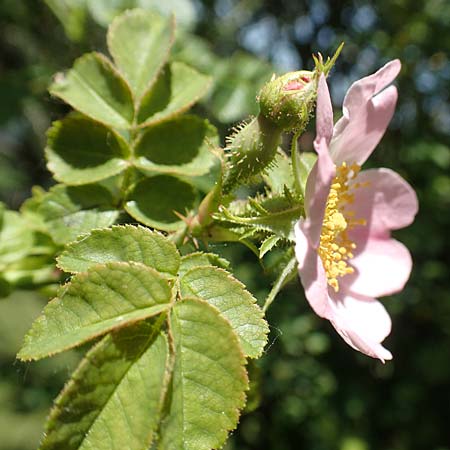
[[107, 9, 175, 102], [125, 175, 196, 232], [36, 184, 119, 245], [49, 52, 134, 130], [178, 252, 230, 278], [18, 262, 173, 360], [159, 298, 248, 450], [40, 322, 169, 450], [180, 266, 268, 358], [0, 210, 34, 268], [134, 115, 219, 177], [46, 115, 130, 185], [57, 225, 180, 276], [137, 62, 211, 126]]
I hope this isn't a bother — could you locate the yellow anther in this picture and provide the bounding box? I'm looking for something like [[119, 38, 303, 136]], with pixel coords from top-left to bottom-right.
[[318, 162, 367, 292]]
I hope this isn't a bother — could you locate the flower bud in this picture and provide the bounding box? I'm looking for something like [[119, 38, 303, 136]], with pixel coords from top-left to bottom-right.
[[258, 70, 318, 132]]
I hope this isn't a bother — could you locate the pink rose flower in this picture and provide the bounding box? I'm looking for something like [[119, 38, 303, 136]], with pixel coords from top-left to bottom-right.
[[295, 60, 418, 362]]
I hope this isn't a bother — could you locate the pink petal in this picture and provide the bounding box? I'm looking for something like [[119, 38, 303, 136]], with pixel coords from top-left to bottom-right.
[[295, 220, 331, 318], [328, 293, 393, 362], [331, 59, 401, 166], [314, 74, 334, 145], [342, 236, 413, 298], [348, 168, 419, 239], [303, 137, 335, 246]]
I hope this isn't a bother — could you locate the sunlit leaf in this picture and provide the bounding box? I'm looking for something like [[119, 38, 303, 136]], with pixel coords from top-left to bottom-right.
[[49, 53, 134, 129], [18, 262, 173, 360], [178, 252, 230, 278], [58, 225, 180, 276], [180, 266, 268, 358], [159, 297, 248, 450], [107, 9, 174, 101], [40, 322, 169, 450]]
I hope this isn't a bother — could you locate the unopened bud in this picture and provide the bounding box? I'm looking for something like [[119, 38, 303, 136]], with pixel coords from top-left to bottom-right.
[[258, 43, 344, 132], [258, 70, 317, 132]]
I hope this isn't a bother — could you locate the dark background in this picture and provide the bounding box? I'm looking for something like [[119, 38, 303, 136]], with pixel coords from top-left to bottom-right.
[[0, 1, 449, 449]]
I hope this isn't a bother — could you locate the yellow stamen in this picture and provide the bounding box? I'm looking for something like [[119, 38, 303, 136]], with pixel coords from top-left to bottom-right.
[[318, 162, 367, 292]]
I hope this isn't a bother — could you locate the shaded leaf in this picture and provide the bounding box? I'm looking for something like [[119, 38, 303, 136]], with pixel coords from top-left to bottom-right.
[[18, 262, 173, 360], [49, 53, 134, 129], [125, 175, 196, 232], [107, 9, 174, 101], [137, 62, 211, 126], [46, 115, 130, 185], [134, 115, 218, 177], [180, 266, 268, 358], [57, 225, 180, 276], [40, 322, 168, 450], [36, 184, 119, 245], [159, 297, 248, 450]]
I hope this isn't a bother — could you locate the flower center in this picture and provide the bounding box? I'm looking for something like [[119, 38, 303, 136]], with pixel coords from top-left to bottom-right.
[[318, 162, 366, 292]]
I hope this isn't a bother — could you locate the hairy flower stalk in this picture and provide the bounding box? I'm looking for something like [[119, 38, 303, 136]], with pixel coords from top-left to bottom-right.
[[222, 115, 282, 194]]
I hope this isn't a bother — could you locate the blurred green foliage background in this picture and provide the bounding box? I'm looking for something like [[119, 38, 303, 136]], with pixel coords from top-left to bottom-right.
[[1, 0, 449, 449]]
